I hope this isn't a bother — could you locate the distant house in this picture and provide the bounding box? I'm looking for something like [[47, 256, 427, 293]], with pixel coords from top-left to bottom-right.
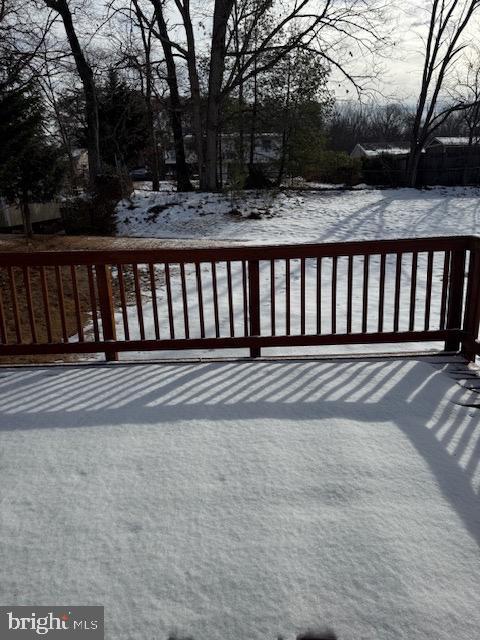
[[425, 137, 480, 156], [165, 133, 283, 177], [423, 136, 480, 186], [0, 198, 62, 230], [350, 142, 410, 159], [71, 148, 89, 180]]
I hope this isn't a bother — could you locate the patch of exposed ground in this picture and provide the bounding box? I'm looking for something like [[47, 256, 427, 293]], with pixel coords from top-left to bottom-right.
[[0, 233, 242, 253]]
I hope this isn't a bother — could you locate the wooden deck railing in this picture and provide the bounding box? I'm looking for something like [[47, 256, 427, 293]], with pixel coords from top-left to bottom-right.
[[1, 235, 480, 362]]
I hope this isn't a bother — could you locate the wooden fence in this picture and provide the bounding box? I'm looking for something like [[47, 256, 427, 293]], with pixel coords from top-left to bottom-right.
[[1, 236, 480, 362]]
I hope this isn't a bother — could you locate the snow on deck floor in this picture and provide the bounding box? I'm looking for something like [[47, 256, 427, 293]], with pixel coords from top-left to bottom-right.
[[1, 357, 480, 640]]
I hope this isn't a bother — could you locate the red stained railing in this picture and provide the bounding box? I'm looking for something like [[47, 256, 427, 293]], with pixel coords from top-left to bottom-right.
[[1, 236, 480, 361]]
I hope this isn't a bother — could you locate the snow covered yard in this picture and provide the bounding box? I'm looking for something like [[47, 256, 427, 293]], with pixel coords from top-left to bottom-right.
[[116, 185, 480, 243], [1, 356, 479, 640]]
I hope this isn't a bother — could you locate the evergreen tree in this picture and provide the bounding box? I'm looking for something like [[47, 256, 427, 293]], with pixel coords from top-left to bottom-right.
[[0, 85, 64, 235], [97, 70, 150, 170]]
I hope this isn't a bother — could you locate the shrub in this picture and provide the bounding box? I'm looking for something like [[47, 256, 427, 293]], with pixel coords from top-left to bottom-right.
[[303, 151, 362, 185], [60, 172, 131, 235]]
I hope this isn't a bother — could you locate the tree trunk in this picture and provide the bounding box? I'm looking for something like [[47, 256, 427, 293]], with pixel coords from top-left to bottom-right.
[[204, 0, 234, 191], [46, 0, 101, 186], [132, 0, 160, 191], [276, 128, 289, 187], [276, 58, 291, 187], [405, 145, 422, 187], [147, 98, 161, 191], [249, 63, 257, 168], [152, 0, 192, 192], [218, 130, 223, 187], [145, 65, 160, 191], [21, 183, 33, 238], [178, 1, 204, 187]]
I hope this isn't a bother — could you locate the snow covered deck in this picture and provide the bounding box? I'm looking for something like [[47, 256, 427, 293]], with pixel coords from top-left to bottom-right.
[[1, 356, 480, 640]]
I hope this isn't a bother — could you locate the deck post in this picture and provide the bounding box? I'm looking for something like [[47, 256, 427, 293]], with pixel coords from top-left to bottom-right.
[[96, 264, 118, 361], [461, 243, 480, 362], [248, 259, 261, 358], [445, 249, 466, 353]]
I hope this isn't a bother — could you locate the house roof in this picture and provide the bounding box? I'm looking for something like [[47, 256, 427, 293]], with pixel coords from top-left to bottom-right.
[[429, 136, 478, 146], [352, 142, 410, 157]]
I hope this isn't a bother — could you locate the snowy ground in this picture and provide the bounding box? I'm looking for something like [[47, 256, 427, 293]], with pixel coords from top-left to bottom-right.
[[116, 184, 480, 243], [1, 357, 479, 639]]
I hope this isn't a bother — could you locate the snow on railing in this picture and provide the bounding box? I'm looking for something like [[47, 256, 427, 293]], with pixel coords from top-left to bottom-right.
[[0, 236, 479, 362]]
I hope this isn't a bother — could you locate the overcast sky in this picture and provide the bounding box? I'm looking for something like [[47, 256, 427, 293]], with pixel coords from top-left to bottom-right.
[[331, 3, 480, 104], [85, 0, 480, 105]]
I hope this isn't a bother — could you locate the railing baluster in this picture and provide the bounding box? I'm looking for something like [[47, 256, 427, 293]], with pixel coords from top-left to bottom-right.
[[87, 265, 100, 342], [0, 279, 7, 343], [195, 263, 205, 339], [117, 264, 130, 341], [242, 260, 249, 336], [285, 258, 291, 336], [55, 266, 68, 343], [463, 245, 480, 361], [133, 264, 146, 340], [300, 258, 306, 335], [362, 255, 369, 334], [445, 249, 466, 352], [165, 263, 176, 339], [316, 257, 322, 334], [210, 262, 219, 338], [378, 253, 386, 332], [8, 266, 22, 343], [95, 264, 117, 361], [22, 266, 36, 343], [39, 266, 53, 343], [70, 265, 84, 342], [181, 263, 191, 339], [270, 260, 276, 336], [439, 251, 450, 330], [409, 252, 418, 331], [149, 264, 160, 340], [424, 251, 434, 331], [248, 259, 261, 357], [331, 256, 337, 334], [393, 253, 402, 332], [227, 261, 235, 337], [347, 255, 353, 334]]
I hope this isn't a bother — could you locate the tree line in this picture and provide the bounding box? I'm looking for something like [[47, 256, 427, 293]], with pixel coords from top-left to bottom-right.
[[1, 0, 480, 210]]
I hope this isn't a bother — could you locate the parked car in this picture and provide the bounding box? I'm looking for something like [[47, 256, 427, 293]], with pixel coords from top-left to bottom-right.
[[129, 167, 152, 181]]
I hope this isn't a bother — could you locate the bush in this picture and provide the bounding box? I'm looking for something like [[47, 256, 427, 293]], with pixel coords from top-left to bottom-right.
[[60, 173, 131, 235], [61, 194, 117, 235], [303, 151, 362, 185], [361, 156, 405, 186], [94, 172, 132, 201]]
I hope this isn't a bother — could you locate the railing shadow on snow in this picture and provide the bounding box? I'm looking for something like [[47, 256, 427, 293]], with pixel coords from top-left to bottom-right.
[[0, 356, 479, 546]]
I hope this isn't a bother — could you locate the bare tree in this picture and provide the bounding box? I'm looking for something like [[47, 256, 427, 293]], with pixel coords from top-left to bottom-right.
[[172, 0, 205, 187], [204, 0, 235, 190], [128, 0, 162, 190], [1, 0, 53, 91], [149, 0, 193, 191], [37, 45, 78, 188], [455, 47, 480, 144], [406, 0, 480, 186], [42, 0, 102, 185], [202, 0, 387, 190]]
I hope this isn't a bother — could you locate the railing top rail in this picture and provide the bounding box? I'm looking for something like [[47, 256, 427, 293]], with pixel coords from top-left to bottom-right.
[[0, 235, 474, 266]]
